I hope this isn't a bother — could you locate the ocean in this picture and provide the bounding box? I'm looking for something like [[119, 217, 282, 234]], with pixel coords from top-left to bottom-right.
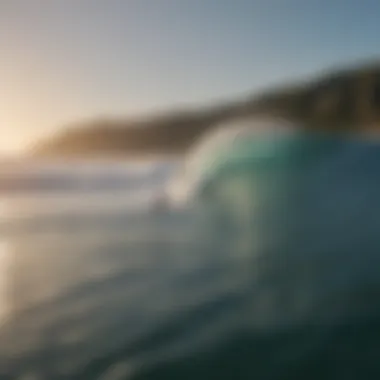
[[1, 148, 380, 379]]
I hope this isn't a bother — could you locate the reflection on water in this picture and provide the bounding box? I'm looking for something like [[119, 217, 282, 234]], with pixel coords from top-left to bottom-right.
[[0, 191, 222, 379], [0, 240, 10, 326], [1, 141, 380, 379]]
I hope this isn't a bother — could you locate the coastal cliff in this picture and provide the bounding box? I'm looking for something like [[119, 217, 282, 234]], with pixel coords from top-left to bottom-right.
[[32, 60, 380, 157]]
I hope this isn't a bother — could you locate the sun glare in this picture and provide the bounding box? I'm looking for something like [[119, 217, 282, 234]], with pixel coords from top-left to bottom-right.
[[0, 136, 27, 157]]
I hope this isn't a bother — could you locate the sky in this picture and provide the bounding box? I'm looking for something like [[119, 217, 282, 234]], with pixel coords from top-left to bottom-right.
[[1, 0, 380, 154]]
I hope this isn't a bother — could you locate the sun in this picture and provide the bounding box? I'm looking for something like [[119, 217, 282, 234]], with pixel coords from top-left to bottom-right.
[[0, 136, 26, 157]]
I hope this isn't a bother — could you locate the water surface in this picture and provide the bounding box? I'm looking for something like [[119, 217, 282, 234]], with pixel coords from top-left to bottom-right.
[[1, 148, 380, 379]]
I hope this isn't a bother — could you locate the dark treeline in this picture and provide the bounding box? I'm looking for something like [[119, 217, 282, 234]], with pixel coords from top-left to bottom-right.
[[32, 60, 380, 157]]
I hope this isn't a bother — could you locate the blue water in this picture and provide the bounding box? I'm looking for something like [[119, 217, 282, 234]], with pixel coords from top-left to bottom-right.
[[1, 142, 380, 380]]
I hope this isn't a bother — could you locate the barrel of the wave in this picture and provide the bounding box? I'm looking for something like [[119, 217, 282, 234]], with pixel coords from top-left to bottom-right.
[[194, 128, 338, 257]]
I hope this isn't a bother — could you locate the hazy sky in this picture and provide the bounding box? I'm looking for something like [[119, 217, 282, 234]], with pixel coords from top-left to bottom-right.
[[1, 0, 379, 153]]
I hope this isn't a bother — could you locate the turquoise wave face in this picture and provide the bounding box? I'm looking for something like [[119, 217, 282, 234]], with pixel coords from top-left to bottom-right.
[[192, 131, 380, 277], [191, 131, 349, 252]]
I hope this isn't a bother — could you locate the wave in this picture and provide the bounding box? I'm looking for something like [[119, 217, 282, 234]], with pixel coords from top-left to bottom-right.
[[0, 160, 179, 195]]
